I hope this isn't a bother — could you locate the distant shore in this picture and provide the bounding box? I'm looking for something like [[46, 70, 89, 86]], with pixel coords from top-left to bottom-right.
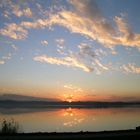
[[0, 128, 140, 140], [0, 100, 140, 109]]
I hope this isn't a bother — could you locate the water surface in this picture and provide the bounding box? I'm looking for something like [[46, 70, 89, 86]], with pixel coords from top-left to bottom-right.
[[0, 107, 140, 132]]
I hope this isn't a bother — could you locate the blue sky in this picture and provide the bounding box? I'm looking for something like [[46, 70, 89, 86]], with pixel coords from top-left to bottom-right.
[[0, 0, 140, 101]]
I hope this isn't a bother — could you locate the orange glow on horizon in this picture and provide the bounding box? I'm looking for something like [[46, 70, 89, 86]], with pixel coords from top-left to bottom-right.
[[63, 94, 74, 102]]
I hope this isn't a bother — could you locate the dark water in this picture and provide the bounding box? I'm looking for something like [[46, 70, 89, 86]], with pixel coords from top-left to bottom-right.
[[0, 107, 140, 132]]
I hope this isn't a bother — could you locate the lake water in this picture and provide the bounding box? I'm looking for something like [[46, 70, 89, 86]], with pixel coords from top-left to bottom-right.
[[0, 107, 140, 133]]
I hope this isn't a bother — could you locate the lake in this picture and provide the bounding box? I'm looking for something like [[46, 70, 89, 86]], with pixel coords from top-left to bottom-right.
[[0, 107, 140, 133]]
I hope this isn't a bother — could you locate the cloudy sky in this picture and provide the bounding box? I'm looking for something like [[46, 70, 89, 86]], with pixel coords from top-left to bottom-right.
[[0, 0, 140, 101]]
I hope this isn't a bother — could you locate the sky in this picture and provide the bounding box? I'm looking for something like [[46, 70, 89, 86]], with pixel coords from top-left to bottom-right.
[[0, 0, 140, 102]]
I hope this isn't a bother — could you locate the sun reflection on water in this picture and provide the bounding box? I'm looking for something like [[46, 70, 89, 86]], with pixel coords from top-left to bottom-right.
[[63, 108, 74, 116], [62, 108, 85, 127]]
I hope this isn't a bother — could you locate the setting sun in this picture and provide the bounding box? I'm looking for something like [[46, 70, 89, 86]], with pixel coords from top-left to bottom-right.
[[68, 99, 72, 103], [63, 94, 74, 103]]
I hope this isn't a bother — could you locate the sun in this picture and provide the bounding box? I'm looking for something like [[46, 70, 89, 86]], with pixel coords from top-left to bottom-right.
[[68, 99, 72, 103], [67, 95, 73, 103], [64, 94, 73, 103]]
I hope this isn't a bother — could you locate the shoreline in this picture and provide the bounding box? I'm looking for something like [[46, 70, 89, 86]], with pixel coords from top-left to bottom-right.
[[0, 128, 140, 140]]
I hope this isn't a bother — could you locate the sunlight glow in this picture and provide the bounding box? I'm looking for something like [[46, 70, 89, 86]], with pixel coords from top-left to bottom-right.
[[63, 94, 74, 102]]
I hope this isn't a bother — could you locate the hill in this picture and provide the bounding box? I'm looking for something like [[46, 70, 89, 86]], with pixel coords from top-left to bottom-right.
[[0, 94, 58, 102]]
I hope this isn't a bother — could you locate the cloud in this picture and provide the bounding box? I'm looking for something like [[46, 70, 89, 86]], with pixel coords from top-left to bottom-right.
[[0, 60, 5, 64], [64, 84, 83, 93], [33, 42, 111, 73], [1, 0, 140, 48], [0, 1, 32, 39], [56, 11, 138, 48], [68, 0, 140, 48], [0, 23, 28, 40], [2, 0, 139, 47], [114, 16, 140, 47], [12, 6, 32, 18], [90, 59, 110, 75], [3, 10, 10, 18], [20, 19, 51, 29], [1, 0, 32, 18], [11, 44, 18, 50], [94, 48, 107, 56], [55, 38, 65, 54], [0, 53, 12, 64], [77, 43, 109, 74], [21, 0, 138, 49], [33, 54, 93, 72], [0, 13, 111, 73], [78, 43, 95, 58], [56, 38, 65, 46], [2, 53, 12, 60], [94, 59, 109, 70], [41, 40, 48, 46], [121, 63, 140, 74]]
